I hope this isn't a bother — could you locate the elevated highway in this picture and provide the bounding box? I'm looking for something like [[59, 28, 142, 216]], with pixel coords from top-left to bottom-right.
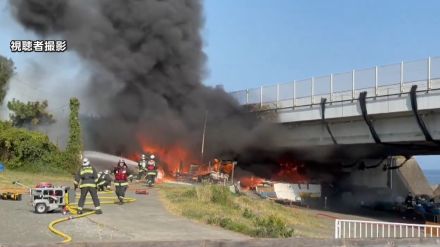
[[231, 57, 440, 162]]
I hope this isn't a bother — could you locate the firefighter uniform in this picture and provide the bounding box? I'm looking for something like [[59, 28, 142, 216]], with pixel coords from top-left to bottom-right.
[[114, 160, 131, 204], [137, 159, 147, 180], [97, 170, 112, 191], [146, 158, 158, 186], [74, 158, 102, 214]]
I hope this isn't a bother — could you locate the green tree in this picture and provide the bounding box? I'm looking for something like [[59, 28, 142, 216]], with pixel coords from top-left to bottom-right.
[[0, 121, 65, 173], [7, 98, 55, 127], [65, 98, 82, 171], [0, 55, 14, 105]]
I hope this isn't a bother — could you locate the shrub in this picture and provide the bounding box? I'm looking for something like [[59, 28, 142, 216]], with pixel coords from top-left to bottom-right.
[[210, 185, 233, 206], [193, 184, 236, 206], [182, 187, 197, 198], [206, 215, 250, 233], [207, 216, 232, 227], [242, 208, 256, 219], [252, 214, 294, 238], [196, 184, 213, 202], [0, 121, 66, 172], [182, 208, 204, 218]]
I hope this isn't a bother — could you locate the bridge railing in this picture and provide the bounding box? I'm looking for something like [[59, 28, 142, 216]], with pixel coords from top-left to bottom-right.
[[230, 56, 440, 110], [335, 219, 440, 239]]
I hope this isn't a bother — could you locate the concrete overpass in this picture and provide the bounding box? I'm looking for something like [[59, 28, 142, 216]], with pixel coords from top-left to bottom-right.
[[231, 57, 440, 162], [231, 57, 440, 200]]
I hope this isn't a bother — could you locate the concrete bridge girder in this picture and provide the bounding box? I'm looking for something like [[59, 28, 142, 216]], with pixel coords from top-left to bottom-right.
[[276, 90, 440, 148], [280, 111, 440, 147]]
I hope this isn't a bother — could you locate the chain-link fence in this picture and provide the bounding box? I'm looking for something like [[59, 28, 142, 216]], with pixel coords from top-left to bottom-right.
[[230, 57, 440, 109]]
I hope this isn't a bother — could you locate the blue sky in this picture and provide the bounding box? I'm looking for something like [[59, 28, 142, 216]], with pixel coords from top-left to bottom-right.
[[203, 0, 440, 91], [1, 0, 440, 169], [203, 0, 440, 170]]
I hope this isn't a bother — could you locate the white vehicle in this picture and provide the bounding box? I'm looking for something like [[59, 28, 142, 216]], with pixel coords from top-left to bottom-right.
[[273, 183, 321, 202], [31, 186, 70, 214], [256, 182, 321, 203]]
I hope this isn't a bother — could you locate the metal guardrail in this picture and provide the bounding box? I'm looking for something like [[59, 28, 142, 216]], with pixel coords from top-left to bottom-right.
[[335, 219, 440, 239], [230, 57, 440, 109]]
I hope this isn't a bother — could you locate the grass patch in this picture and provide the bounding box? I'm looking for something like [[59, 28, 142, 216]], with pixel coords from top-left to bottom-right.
[[158, 184, 333, 238]]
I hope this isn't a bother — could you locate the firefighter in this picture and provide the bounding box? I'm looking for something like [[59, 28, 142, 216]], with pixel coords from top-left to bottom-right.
[[146, 154, 158, 186], [114, 159, 131, 204], [148, 154, 157, 168], [96, 171, 103, 189], [74, 158, 102, 215], [97, 170, 112, 191], [405, 192, 415, 208], [137, 154, 148, 181]]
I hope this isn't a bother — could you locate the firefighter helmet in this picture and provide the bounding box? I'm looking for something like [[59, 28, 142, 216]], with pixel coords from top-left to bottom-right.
[[150, 154, 155, 160], [141, 154, 146, 160], [82, 158, 90, 166]]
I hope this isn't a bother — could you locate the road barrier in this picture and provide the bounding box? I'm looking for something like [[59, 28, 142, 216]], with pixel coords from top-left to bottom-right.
[[335, 219, 440, 239], [230, 56, 440, 109]]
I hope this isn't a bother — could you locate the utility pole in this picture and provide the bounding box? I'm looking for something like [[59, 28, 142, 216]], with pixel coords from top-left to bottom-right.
[[231, 161, 237, 185], [201, 111, 208, 163]]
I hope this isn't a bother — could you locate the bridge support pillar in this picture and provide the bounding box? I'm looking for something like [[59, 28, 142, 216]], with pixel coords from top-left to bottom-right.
[[320, 98, 337, 144], [359, 92, 382, 144], [409, 85, 436, 143]]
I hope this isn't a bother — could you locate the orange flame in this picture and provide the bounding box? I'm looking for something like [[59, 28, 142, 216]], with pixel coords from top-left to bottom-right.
[[154, 167, 165, 184], [239, 176, 265, 190], [238, 161, 308, 191], [271, 162, 308, 183], [129, 135, 199, 178]]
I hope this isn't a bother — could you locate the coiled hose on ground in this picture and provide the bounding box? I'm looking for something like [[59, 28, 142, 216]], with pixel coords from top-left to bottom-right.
[[48, 190, 136, 243]]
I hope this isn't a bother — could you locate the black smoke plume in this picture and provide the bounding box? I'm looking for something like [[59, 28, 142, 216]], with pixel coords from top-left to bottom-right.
[[9, 0, 284, 159]]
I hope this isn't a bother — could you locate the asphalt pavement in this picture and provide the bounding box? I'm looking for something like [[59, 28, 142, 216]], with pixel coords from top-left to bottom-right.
[[0, 195, 63, 244], [0, 186, 249, 245]]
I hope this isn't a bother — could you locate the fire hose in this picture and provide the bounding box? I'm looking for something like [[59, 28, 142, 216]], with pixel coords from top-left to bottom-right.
[[48, 190, 137, 243]]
